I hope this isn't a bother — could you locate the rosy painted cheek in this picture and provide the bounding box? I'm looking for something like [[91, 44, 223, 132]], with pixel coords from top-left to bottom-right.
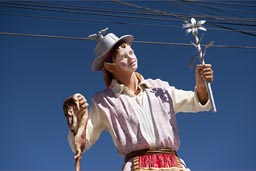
[[120, 61, 128, 67]]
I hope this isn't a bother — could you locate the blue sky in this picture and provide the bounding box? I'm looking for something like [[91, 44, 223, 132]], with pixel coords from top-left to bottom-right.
[[1, 1, 256, 170]]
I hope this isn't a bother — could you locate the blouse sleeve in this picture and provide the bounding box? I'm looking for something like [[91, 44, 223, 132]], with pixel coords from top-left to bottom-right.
[[68, 100, 109, 153], [169, 86, 212, 113]]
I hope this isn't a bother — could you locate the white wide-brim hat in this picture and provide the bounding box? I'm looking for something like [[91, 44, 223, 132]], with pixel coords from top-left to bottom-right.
[[91, 32, 134, 71]]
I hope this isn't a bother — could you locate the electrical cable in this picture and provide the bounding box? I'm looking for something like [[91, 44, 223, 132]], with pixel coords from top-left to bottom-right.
[[0, 1, 255, 44], [113, 0, 256, 36], [0, 31, 255, 49], [1, 11, 255, 34], [180, 0, 256, 7], [1, 1, 255, 26]]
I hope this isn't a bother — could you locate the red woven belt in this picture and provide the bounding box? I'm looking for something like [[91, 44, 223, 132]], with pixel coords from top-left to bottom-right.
[[125, 148, 183, 169]]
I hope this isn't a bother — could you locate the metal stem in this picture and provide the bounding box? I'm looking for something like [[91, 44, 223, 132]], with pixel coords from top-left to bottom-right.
[[193, 34, 217, 112]]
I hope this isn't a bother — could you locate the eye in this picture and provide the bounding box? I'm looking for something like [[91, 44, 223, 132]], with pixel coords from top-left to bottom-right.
[[120, 55, 126, 60], [129, 51, 134, 55]]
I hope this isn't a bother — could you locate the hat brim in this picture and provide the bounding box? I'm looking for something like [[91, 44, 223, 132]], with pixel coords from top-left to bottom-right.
[[92, 35, 134, 71]]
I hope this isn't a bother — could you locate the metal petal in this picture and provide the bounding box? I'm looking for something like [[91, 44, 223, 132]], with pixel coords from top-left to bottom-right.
[[191, 18, 196, 25], [185, 28, 192, 34], [198, 26, 207, 32], [182, 23, 192, 29], [197, 20, 206, 25]]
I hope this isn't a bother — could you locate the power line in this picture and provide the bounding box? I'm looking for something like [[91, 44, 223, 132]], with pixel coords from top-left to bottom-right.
[[0, 2, 181, 22], [112, 0, 256, 36], [0, 31, 255, 49], [0, 1, 255, 36], [1, 1, 255, 26], [0, 12, 181, 29], [0, 31, 89, 40], [180, 0, 256, 7], [1, 11, 255, 34], [0, 1, 256, 36], [198, 4, 255, 18], [113, 0, 256, 23], [17, 1, 159, 16], [180, 1, 256, 23], [168, 0, 255, 21]]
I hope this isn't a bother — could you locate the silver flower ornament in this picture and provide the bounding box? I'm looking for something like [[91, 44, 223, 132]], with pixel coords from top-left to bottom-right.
[[182, 18, 207, 36]]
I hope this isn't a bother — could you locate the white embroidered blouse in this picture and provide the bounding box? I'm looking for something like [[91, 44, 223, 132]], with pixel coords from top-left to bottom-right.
[[68, 75, 211, 158]]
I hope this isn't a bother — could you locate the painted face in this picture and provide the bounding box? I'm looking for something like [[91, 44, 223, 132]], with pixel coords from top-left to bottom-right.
[[113, 44, 138, 72]]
